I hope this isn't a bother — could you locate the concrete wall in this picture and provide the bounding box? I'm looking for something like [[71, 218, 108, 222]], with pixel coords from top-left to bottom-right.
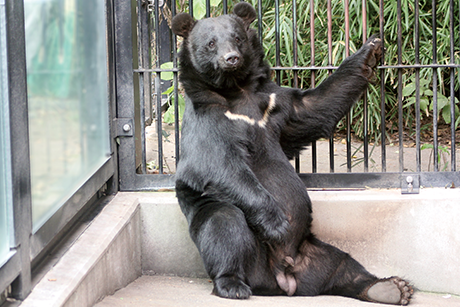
[[140, 189, 460, 296], [310, 189, 460, 295]]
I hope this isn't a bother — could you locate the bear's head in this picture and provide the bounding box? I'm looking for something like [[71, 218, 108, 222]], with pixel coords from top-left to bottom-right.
[[171, 2, 259, 88]]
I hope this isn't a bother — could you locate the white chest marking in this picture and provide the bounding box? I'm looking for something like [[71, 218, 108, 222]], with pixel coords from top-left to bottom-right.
[[225, 93, 276, 128]]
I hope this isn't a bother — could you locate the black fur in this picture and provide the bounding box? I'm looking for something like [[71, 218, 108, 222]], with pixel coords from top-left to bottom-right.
[[172, 2, 412, 305]]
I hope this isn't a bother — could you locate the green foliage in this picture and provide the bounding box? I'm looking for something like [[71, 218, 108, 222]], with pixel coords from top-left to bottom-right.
[[160, 62, 185, 125], [248, 0, 460, 141], [421, 143, 450, 171], [171, 0, 460, 141]]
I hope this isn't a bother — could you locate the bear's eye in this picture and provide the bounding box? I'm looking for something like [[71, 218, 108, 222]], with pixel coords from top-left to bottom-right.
[[235, 37, 241, 43], [208, 40, 215, 48]]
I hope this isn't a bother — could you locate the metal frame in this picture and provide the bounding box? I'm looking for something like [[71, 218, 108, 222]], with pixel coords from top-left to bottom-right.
[[115, 0, 175, 190], [0, 0, 117, 299], [117, 0, 460, 192]]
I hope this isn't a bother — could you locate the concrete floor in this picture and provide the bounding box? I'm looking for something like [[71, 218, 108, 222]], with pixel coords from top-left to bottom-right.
[[94, 275, 460, 307]]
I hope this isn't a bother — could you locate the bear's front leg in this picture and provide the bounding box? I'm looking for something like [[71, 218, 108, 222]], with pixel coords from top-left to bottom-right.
[[279, 35, 384, 152]]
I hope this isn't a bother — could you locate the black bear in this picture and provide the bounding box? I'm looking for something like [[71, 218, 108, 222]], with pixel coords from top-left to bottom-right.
[[172, 2, 413, 305]]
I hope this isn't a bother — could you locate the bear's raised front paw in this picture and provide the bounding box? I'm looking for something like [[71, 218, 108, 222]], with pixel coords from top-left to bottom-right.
[[362, 35, 383, 81], [212, 276, 252, 299], [365, 276, 413, 305]]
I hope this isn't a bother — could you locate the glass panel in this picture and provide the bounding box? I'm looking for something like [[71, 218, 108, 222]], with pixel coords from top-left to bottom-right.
[[24, 0, 110, 231], [0, 1, 11, 264]]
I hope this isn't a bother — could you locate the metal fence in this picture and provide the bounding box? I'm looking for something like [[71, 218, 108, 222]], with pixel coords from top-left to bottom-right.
[[117, 0, 460, 193]]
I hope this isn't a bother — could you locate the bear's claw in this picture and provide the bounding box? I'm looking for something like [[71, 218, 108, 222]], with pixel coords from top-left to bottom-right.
[[362, 35, 383, 81]]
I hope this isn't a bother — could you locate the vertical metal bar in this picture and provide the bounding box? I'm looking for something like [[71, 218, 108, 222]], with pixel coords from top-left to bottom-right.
[[154, 0, 163, 175], [327, 0, 334, 173], [115, 0, 137, 189], [292, 0, 300, 173], [137, 0, 146, 174], [397, 0, 404, 172], [139, 72, 147, 174], [310, 0, 317, 173], [206, 0, 210, 17], [379, 0, 386, 172], [415, 0, 421, 173], [344, 0, 352, 172], [449, 0, 456, 171], [257, 0, 263, 45], [172, 0, 180, 165], [223, 0, 227, 14], [362, 0, 368, 172], [432, 0, 439, 171], [275, 0, 281, 84], [189, 0, 193, 18], [5, 0, 32, 298], [6, 0, 30, 289]]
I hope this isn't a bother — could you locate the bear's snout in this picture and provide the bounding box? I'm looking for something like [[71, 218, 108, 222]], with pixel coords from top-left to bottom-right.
[[222, 51, 241, 70]]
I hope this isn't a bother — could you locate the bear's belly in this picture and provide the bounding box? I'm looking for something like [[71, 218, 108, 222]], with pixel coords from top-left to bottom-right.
[[253, 156, 312, 227]]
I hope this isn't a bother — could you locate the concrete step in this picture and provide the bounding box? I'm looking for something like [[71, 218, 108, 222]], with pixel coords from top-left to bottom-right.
[[19, 190, 460, 307], [95, 275, 460, 307]]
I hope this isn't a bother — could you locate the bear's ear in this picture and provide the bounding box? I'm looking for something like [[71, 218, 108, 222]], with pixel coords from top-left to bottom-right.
[[171, 13, 195, 38], [233, 2, 257, 29]]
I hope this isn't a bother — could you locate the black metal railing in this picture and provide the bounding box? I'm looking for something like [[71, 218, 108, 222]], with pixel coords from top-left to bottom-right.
[[118, 0, 460, 192]]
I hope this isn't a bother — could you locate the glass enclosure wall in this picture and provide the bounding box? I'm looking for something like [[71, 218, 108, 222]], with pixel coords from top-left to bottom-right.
[[24, 0, 110, 231], [0, 1, 12, 265]]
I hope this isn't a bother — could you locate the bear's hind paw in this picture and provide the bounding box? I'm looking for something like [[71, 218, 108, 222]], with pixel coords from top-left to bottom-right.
[[363, 276, 413, 305], [212, 276, 252, 299]]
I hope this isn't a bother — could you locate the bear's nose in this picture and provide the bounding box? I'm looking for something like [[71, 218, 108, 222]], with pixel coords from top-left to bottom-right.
[[224, 52, 240, 66]]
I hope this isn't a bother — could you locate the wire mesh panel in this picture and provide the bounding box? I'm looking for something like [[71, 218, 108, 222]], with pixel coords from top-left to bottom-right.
[[121, 0, 460, 191]]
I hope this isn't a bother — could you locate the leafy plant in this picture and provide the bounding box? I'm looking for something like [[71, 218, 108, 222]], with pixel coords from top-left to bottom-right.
[[247, 0, 460, 141], [159, 62, 185, 125], [421, 143, 450, 171], [169, 0, 459, 142]]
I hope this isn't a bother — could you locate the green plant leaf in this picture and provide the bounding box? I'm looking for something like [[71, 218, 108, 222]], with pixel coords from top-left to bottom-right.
[[160, 62, 174, 81], [442, 104, 452, 124], [210, 0, 221, 7], [421, 143, 433, 150], [163, 106, 175, 124], [420, 98, 429, 111], [402, 82, 416, 97], [162, 85, 174, 95], [193, 0, 206, 19]]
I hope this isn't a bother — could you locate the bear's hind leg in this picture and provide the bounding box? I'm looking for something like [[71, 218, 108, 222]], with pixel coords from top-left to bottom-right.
[[189, 202, 278, 299], [294, 236, 413, 305]]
